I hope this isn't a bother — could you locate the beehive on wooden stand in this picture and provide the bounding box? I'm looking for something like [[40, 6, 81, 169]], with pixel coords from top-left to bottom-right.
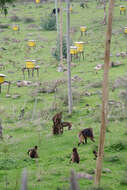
[[28, 40, 36, 48], [74, 41, 84, 52], [124, 27, 127, 34], [35, 0, 40, 3], [70, 46, 77, 55], [0, 74, 6, 84], [70, 7, 72, 13], [80, 26, 87, 33], [80, 26, 87, 36], [120, 5, 126, 14], [26, 60, 36, 69], [12, 24, 19, 31]]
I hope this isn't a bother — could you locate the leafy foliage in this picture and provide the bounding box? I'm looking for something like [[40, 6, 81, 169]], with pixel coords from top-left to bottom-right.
[[0, 0, 16, 15], [40, 15, 56, 31], [52, 37, 67, 61]]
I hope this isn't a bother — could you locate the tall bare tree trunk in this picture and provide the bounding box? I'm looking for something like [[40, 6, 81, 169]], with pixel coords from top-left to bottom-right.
[[66, 0, 72, 114], [55, 0, 59, 36], [59, 0, 63, 66], [94, 0, 114, 186], [103, 0, 107, 25]]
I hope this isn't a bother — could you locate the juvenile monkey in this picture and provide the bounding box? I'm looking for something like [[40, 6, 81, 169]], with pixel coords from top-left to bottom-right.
[[93, 150, 98, 160], [70, 148, 80, 164], [27, 146, 38, 158]]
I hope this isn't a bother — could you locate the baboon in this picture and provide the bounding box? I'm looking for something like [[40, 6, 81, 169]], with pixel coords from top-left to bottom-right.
[[52, 123, 63, 135], [51, 8, 60, 15], [78, 128, 95, 146], [80, 3, 85, 8], [19, 108, 25, 120], [93, 150, 98, 160], [52, 112, 62, 125], [27, 146, 38, 158], [61, 122, 72, 130], [70, 148, 80, 163]]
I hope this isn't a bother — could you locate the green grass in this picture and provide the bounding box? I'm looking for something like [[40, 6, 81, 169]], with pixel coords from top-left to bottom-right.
[[0, 1, 127, 189]]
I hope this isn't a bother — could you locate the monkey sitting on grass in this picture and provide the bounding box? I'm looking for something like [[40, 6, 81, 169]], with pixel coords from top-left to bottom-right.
[[70, 148, 80, 164], [27, 146, 38, 158]]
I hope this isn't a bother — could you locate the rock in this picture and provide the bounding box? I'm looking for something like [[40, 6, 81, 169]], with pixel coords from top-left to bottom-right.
[[72, 75, 82, 82], [76, 172, 93, 180], [102, 168, 111, 173], [6, 94, 11, 98], [17, 80, 32, 87], [12, 94, 20, 99], [0, 24, 9, 29], [10, 15, 21, 22]]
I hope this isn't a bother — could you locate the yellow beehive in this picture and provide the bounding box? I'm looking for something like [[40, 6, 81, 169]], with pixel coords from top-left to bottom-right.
[[124, 27, 127, 34], [36, 0, 40, 3], [13, 24, 19, 31], [70, 46, 77, 55], [120, 5, 126, 12], [80, 26, 87, 32], [0, 74, 6, 84], [70, 7, 72, 13], [28, 40, 36, 47], [75, 41, 84, 52], [26, 60, 35, 69]]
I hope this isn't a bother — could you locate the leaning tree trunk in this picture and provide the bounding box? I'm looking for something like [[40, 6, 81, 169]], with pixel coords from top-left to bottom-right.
[[94, 0, 114, 186]]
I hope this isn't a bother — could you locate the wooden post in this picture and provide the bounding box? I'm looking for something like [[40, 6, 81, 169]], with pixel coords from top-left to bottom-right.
[[94, 0, 114, 186], [59, 0, 63, 66], [66, 0, 72, 114], [55, 0, 59, 36], [103, 0, 107, 25], [21, 169, 27, 190]]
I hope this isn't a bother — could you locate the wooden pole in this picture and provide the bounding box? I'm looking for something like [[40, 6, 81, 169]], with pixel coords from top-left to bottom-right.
[[66, 0, 72, 114], [94, 0, 114, 186], [21, 169, 27, 190], [55, 0, 59, 36], [59, 0, 63, 66]]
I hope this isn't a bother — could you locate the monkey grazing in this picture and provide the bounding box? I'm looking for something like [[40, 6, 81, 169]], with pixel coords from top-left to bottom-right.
[[70, 148, 80, 163], [28, 146, 38, 158], [78, 128, 95, 146], [61, 122, 72, 130], [93, 150, 98, 160]]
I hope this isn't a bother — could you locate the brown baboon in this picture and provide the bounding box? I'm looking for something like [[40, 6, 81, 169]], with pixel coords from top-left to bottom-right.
[[78, 128, 95, 146], [52, 112, 62, 125], [93, 150, 98, 160], [52, 123, 63, 135], [61, 122, 72, 130], [27, 146, 38, 158], [70, 148, 80, 163]]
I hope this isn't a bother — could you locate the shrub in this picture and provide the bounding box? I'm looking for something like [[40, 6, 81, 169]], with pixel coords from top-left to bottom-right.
[[52, 37, 67, 61], [40, 15, 56, 31], [10, 15, 21, 22], [107, 141, 127, 152], [120, 171, 127, 185], [24, 17, 35, 23]]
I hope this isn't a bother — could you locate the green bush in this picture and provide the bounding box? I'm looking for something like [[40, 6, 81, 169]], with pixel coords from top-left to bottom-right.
[[40, 15, 56, 31], [52, 37, 67, 61]]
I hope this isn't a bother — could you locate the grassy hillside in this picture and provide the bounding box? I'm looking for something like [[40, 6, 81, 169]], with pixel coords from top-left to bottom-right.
[[0, 1, 127, 189]]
